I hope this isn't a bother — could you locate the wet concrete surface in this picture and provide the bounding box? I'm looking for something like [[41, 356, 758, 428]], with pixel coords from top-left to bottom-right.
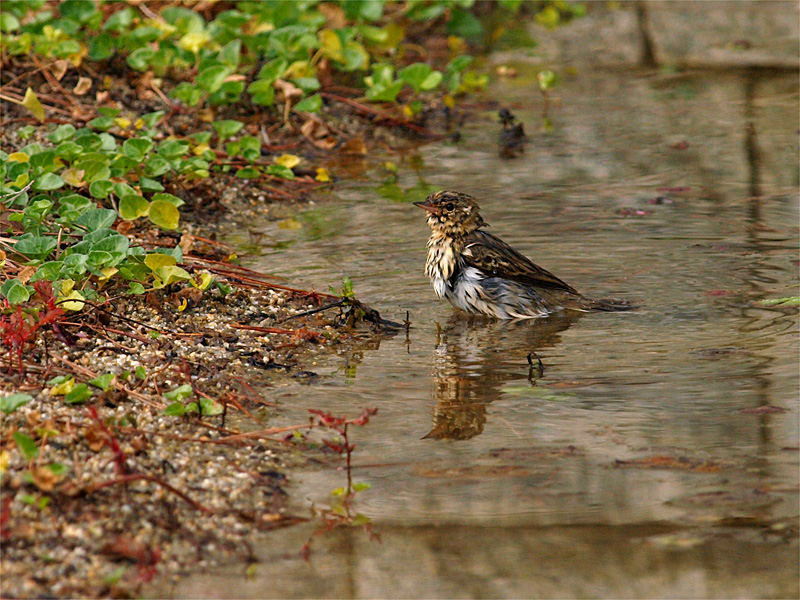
[[162, 64, 798, 599]]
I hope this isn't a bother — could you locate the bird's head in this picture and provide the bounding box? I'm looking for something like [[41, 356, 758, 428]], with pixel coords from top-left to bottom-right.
[[414, 191, 487, 237]]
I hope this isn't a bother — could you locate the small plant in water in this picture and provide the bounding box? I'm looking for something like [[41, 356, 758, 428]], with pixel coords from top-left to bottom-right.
[[302, 407, 379, 559]]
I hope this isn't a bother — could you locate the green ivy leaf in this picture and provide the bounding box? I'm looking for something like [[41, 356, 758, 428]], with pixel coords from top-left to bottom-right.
[[5, 282, 31, 304], [122, 138, 154, 162], [247, 80, 275, 106], [199, 397, 224, 416], [127, 47, 155, 71], [74, 208, 117, 231], [48, 124, 76, 143], [212, 119, 244, 139], [14, 431, 39, 460], [64, 383, 92, 404], [1, 393, 33, 414], [265, 164, 295, 180], [163, 402, 185, 416], [14, 235, 57, 260], [119, 195, 150, 220], [87, 116, 115, 131], [235, 167, 261, 179], [34, 173, 64, 191], [163, 384, 193, 402], [88, 373, 115, 391], [89, 179, 114, 199], [365, 80, 403, 102], [196, 65, 233, 94], [293, 94, 322, 113]]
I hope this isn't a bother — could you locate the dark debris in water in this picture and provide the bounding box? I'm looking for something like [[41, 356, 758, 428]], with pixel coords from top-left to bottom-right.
[[614, 454, 724, 473], [738, 404, 788, 415]]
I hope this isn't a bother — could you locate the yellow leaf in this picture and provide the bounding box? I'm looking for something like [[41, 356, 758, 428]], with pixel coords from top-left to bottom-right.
[[22, 88, 46, 122], [315, 167, 331, 183], [103, 75, 113, 89], [248, 21, 274, 35], [50, 377, 75, 396], [190, 272, 214, 290], [275, 154, 300, 169], [318, 29, 343, 61], [97, 267, 118, 284], [68, 42, 88, 67], [59, 290, 85, 311], [403, 104, 415, 119], [134, 118, 144, 129], [61, 168, 85, 187], [8, 152, 29, 163], [145, 19, 177, 37], [114, 117, 131, 129], [192, 142, 210, 156], [443, 94, 456, 109], [284, 61, 314, 80], [60, 279, 75, 294], [178, 32, 211, 54], [144, 253, 176, 270], [447, 35, 468, 55], [0, 450, 9, 473], [178, 298, 188, 312], [277, 218, 302, 230], [13, 173, 30, 187]]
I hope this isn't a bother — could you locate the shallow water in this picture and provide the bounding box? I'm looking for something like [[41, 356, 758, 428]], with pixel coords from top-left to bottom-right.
[[174, 69, 799, 597]]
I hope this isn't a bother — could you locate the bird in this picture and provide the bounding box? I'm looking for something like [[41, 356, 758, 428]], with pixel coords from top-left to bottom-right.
[[414, 190, 634, 319]]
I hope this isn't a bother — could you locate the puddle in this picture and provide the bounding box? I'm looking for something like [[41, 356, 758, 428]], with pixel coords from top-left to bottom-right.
[[172, 69, 799, 597]]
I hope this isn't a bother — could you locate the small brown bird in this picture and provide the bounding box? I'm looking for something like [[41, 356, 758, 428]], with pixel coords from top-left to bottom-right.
[[414, 191, 634, 319]]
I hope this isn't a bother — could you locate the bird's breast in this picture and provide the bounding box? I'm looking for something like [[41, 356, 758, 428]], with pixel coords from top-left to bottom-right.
[[425, 237, 458, 298]]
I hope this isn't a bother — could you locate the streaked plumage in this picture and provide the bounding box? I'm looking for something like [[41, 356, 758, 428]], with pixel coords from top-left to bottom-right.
[[414, 190, 634, 319]]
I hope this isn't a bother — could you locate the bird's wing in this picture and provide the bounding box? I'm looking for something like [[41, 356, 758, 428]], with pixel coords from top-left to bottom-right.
[[463, 230, 580, 293]]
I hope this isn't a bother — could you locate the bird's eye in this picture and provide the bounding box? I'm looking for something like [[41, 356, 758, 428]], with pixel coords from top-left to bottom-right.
[[444, 202, 455, 211]]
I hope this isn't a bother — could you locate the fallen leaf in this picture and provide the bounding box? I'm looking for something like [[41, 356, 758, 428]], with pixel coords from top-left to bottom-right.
[[274, 79, 303, 102], [300, 117, 337, 150], [50, 60, 69, 81], [84, 422, 106, 452], [315, 168, 331, 182], [73, 77, 92, 95], [277, 218, 302, 230], [22, 88, 46, 122], [274, 154, 300, 169], [17, 265, 37, 284], [339, 136, 367, 155], [30, 466, 60, 492], [318, 2, 346, 28], [172, 286, 203, 309]]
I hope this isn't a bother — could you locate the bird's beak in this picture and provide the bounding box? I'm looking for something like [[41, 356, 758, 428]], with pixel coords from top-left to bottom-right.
[[413, 200, 440, 215]]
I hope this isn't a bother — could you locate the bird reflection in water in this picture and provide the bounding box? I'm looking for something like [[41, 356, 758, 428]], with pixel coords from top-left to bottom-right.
[[423, 312, 581, 441]]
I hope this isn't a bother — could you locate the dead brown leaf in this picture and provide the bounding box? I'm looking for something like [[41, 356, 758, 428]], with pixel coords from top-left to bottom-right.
[[318, 2, 346, 28], [178, 234, 194, 255], [84, 422, 106, 452], [172, 286, 203, 309], [274, 79, 302, 102], [73, 77, 92, 95], [50, 60, 69, 81], [30, 466, 60, 492], [339, 136, 367, 155], [116, 221, 133, 236], [17, 265, 37, 284], [300, 117, 337, 150]]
